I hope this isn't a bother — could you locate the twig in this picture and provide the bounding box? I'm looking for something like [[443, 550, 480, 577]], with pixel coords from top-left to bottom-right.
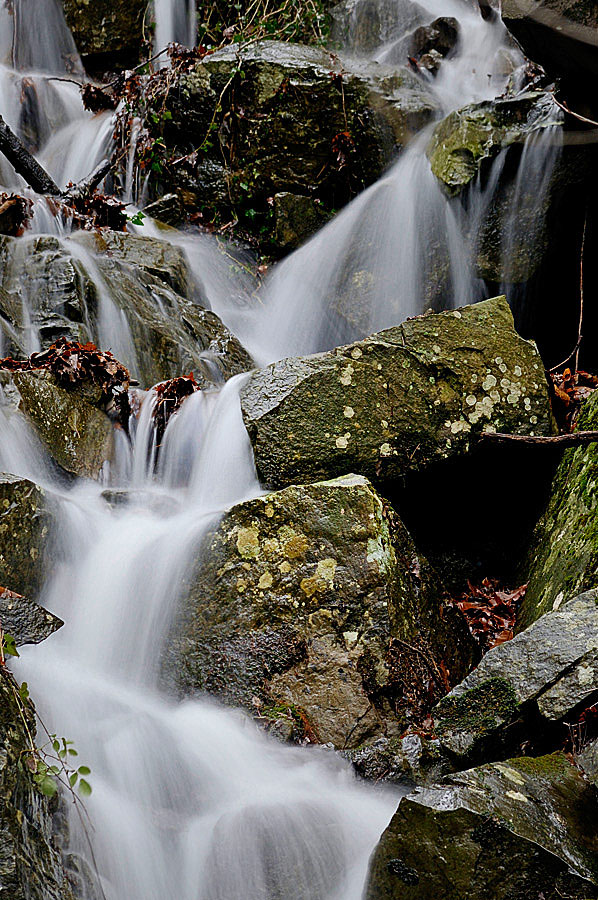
[[479, 430, 598, 448], [547, 335, 582, 373], [575, 211, 587, 374], [62, 158, 112, 203], [0, 114, 60, 194], [552, 94, 598, 128]]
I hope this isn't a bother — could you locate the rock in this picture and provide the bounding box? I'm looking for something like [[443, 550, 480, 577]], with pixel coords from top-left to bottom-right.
[[0, 232, 253, 389], [61, 0, 147, 71], [344, 732, 451, 785], [427, 91, 561, 198], [409, 17, 459, 61], [521, 391, 598, 627], [13, 371, 114, 480], [0, 586, 63, 646], [434, 591, 598, 764], [272, 193, 330, 251], [330, 0, 428, 55], [148, 40, 437, 239], [501, 0, 598, 107], [0, 473, 52, 599], [142, 193, 184, 227], [580, 739, 598, 785], [0, 672, 76, 900], [167, 473, 475, 748], [365, 753, 598, 900], [240, 296, 554, 490]]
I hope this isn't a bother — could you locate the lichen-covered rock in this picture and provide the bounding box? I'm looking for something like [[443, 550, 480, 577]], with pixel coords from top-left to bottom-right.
[[0, 474, 52, 599], [433, 591, 598, 764], [147, 40, 437, 242], [522, 391, 598, 627], [501, 0, 598, 106], [0, 232, 253, 389], [0, 587, 62, 646], [0, 672, 76, 900], [580, 738, 598, 785], [61, 0, 147, 70], [365, 753, 598, 900], [167, 473, 474, 748], [272, 193, 330, 251], [240, 296, 554, 490], [427, 91, 561, 198], [13, 371, 114, 480]]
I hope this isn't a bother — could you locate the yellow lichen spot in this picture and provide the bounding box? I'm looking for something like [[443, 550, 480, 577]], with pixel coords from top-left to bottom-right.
[[465, 395, 477, 407], [258, 571, 273, 590], [29, 547, 38, 560], [236, 577, 247, 594], [279, 528, 308, 560], [236, 526, 260, 559], [505, 791, 528, 803], [264, 504, 274, 518], [300, 558, 337, 597], [336, 434, 350, 450], [482, 374, 497, 391], [343, 406, 355, 419], [316, 558, 337, 582], [514, 365, 522, 377], [279, 561, 292, 574], [380, 442, 392, 456], [452, 310, 462, 318], [381, 420, 388, 429], [351, 347, 362, 359], [263, 538, 279, 557]]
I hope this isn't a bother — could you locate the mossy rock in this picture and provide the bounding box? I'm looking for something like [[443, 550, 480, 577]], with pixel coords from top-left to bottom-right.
[[365, 752, 598, 899], [13, 371, 114, 480], [427, 92, 561, 198], [240, 296, 554, 490], [0, 673, 76, 900], [61, 0, 148, 69], [522, 391, 598, 626], [434, 591, 598, 764], [166, 473, 475, 748], [0, 473, 53, 599]]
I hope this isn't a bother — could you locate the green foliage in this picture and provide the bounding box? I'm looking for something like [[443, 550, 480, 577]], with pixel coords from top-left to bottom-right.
[[30, 734, 93, 799], [196, 0, 331, 49], [1, 632, 19, 658]]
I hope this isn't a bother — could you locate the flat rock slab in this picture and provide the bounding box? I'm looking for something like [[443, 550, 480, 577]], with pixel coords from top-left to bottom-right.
[[434, 590, 598, 762], [365, 753, 598, 900], [241, 296, 553, 490]]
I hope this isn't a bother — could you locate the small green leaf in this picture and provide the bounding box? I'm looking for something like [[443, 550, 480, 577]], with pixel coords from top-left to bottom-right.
[[3, 634, 19, 657], [69, 773, 78, 788], [40, 777, 57, 798], [78, 779, 92, 797], [77, 766, 91, 776], [52, 739, 60, 753], [68, 749, 78, 757]]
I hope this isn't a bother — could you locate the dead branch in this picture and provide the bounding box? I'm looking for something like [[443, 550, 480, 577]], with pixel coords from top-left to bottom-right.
[[479, 430, 598, 448], [62, 158, 112, 203], [0, 114, 60, 194]]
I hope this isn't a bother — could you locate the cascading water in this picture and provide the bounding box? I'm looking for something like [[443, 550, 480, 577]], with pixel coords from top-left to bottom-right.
[[0, 0, 568, 898]]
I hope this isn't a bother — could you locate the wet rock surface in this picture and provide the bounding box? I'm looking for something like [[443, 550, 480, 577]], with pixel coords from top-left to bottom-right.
[[344, 732, 450, 785], [0, 672, 76, 900], [240, 296, 554, 490], [365, 753, 598, 899], [434, 591, 598, 764], [61, 0, 147, 70], [167, 473, 474, 748], [0, 473, 52, 600]]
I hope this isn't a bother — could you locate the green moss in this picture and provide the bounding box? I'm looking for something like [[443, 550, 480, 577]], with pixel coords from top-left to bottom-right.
[[436, 677, 519, 735], [508, 753, 573, 779]]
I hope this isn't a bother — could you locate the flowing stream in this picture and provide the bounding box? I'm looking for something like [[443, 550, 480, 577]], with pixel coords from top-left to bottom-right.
[[0, 1, 564, 898]]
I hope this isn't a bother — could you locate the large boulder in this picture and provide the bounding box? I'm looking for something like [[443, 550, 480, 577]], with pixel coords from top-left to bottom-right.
[[365, 753, 598, 899], [501, 0, 598, 107], [240, 296, 554, 490], [144, 40, 438, 248], [522, 391, 598, 627], [0, 672, 76, 900], [0, 232, 252, 389], [12, 371, 115, 480], [0, 474, 52, 599], [167, 473, 475, 748], [433, 591, 598, 764], [61, 0, 147, 71]]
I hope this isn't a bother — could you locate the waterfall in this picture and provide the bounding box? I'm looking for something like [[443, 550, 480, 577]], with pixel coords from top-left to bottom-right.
[[0, 0, 567, 898]]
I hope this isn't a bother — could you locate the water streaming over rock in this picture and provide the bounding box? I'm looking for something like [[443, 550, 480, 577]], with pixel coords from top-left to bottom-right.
[[0, 0, 567, 897]]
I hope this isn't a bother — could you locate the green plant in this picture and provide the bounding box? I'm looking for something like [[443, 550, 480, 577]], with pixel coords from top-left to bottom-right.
[[196, 0, 331, 49]]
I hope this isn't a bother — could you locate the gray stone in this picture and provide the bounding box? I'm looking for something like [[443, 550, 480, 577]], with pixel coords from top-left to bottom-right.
[[0, 586, 62, 646], [434, 591, 598, 763], [0, 473, 52, 600], [240, 296, 554, 490], [365, 753, 598, 899], [61, 0, 147, 68]]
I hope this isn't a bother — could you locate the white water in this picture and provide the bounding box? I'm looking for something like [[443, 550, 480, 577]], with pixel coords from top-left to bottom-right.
[[0, 0, 565, 897]]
